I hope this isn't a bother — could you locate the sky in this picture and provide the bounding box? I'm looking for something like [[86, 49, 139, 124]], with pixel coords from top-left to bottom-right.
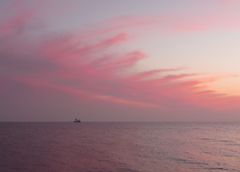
[[1, 0, 240, 121]]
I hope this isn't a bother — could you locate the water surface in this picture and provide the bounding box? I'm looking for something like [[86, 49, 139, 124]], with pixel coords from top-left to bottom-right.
[[0, 122, 240, 172]]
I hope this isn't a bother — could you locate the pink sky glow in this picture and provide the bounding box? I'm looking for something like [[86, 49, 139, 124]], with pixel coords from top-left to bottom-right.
[[1, 0, 240, 121]]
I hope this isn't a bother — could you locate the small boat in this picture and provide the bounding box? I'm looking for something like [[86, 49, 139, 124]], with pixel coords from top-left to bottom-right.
[[73, 118, 81, 123]]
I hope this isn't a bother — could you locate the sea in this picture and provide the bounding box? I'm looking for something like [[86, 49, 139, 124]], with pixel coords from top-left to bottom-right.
[[0, 122, 240, 172]]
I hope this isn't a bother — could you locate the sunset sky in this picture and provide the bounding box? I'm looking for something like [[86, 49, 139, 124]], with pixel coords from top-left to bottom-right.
[[1, 0, 240, 121]]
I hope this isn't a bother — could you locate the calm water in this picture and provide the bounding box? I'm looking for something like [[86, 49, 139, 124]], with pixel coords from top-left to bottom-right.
[[0, 122, 240, 172]]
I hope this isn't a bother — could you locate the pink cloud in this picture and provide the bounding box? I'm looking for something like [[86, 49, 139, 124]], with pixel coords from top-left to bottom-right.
[[1, 2, 240, 121], [0, 2, 34, 39]]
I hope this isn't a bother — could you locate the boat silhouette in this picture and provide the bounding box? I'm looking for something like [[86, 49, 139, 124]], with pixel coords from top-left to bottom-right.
[[73, 118, 81, 123]]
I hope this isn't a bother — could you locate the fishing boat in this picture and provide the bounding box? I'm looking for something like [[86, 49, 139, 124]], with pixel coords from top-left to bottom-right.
[[73, 118, 81, 123]]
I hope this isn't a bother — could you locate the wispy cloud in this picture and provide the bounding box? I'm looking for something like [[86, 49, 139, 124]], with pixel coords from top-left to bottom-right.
[[1, 1, 240, 121]]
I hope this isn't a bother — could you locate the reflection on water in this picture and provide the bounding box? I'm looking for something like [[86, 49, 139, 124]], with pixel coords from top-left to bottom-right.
[[0, 122, 240, 172]]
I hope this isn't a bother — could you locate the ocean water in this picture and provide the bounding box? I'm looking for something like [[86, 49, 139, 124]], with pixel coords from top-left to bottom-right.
[[0, 122, 240, 172]]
